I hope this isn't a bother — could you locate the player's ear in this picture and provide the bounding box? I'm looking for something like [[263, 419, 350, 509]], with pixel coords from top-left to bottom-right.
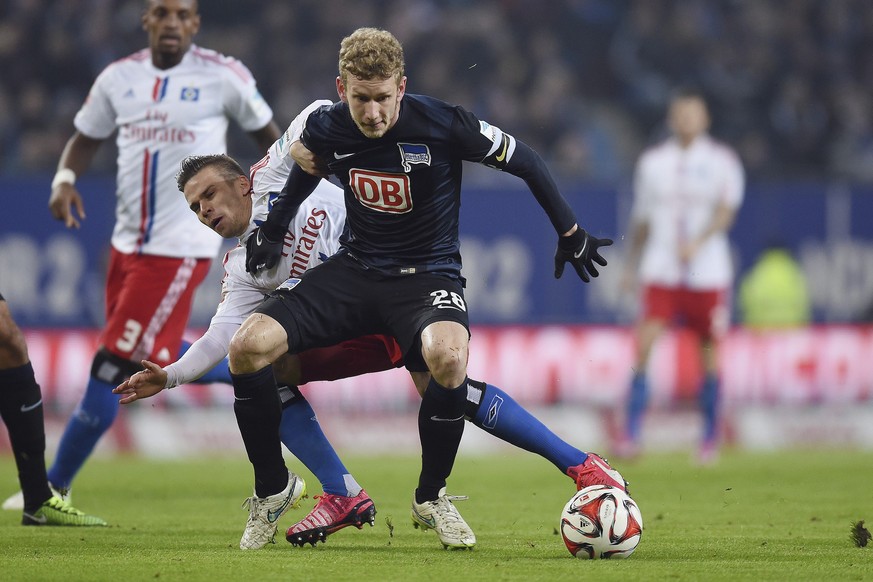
[[396, 75, 407, 100], [336, 76, 347, 103], [238, 175, 252, 196]]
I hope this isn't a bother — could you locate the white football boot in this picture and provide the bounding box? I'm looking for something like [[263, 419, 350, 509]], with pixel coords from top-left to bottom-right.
[[239, 471, 307, 550], [411, 487, 476, 549]]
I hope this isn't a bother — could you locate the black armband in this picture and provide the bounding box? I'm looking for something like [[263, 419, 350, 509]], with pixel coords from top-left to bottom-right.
[[481, 132, 515, 170]]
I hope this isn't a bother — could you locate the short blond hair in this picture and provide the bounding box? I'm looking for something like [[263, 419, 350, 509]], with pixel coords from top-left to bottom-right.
[[338, 27, 405, 84]]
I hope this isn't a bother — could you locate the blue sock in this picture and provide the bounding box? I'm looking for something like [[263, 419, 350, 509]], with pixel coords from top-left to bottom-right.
[[626, 373, 648, 442], [699, 373, 719, 443], [178, 340, 232, 385], [471, 383, 586, 474], [47, 376, 119, 489], [278, 388, 359, 496]]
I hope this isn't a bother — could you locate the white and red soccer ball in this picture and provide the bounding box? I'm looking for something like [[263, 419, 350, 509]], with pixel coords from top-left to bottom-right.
[[559, 485, 643, 559]]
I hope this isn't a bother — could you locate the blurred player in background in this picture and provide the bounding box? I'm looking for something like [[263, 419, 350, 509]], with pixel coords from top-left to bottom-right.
[[3, 0, 280, 515], [0, 293, 105, 526], [233, 27, 614, 550], [619, 87, 745, 463]]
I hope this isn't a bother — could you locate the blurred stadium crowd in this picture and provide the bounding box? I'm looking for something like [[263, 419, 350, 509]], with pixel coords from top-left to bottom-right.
[[2, 0, 872, 183]]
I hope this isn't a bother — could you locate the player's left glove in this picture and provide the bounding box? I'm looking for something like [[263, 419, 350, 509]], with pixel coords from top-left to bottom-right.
[[245, 224, 284, 273], [245, 165, 322, 273], [554, 228, 613, 283], [245, 190, 290, 273]]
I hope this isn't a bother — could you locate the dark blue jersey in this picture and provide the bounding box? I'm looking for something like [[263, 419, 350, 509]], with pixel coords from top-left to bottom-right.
[[301, 93, 577, 276]]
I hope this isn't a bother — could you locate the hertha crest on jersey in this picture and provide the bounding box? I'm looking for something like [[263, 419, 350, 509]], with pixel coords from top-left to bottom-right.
[[398, 143, 431, 172], [349, 169, 412, 214]]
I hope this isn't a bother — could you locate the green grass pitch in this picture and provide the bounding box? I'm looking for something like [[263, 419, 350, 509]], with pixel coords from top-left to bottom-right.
[[2, 450, 871, 581]]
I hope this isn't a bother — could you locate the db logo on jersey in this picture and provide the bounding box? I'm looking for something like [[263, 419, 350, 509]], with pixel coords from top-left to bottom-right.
[[349, 170, 412, 214]]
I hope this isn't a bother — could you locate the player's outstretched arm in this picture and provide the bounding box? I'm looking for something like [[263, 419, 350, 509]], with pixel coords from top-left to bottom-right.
[[494, 136, 613, 283], [113, 360, 168, 404]]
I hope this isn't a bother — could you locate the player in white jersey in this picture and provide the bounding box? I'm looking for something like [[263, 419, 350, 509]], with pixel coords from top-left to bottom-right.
[[146, 100, 352, 393], [104, 99, 385, 549], [15, 0, 283, 516], [619, 87, 745, 463], [118, 146, 392, 548]]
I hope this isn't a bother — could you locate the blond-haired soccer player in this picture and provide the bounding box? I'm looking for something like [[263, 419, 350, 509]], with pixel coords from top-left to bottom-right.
[[116, 103, 626, 547], [234, 28, 617, 550]]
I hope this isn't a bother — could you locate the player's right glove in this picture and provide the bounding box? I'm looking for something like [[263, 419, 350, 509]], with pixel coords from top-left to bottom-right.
[[554, 228, 613, 283]]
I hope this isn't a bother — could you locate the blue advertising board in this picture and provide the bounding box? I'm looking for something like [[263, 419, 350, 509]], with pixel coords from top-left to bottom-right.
[[2, 174, 872, 327]]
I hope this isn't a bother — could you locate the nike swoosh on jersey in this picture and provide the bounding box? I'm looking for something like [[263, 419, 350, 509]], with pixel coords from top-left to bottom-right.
[[20, 399, 42, 413], [334, 152, 355, 159]]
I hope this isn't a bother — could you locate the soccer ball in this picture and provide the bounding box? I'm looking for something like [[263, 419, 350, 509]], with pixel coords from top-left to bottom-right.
[[559, 485, 643, 559]]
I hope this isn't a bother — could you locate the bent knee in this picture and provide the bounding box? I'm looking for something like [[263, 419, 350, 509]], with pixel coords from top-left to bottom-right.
[[227, 328, 262, 364], [424, 347, 468, 387], [228, 315, 288, 373]]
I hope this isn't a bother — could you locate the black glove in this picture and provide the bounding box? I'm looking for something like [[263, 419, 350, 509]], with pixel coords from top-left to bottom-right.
[[245, 224, 284, 273], [245, 165, 322, 273], [554, 228, 613, 283]]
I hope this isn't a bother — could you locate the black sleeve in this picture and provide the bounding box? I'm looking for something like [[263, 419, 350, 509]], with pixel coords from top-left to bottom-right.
[[450, 107, 577, 235], [501, 139, 577, 235], [259, 164, 322, 241]]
